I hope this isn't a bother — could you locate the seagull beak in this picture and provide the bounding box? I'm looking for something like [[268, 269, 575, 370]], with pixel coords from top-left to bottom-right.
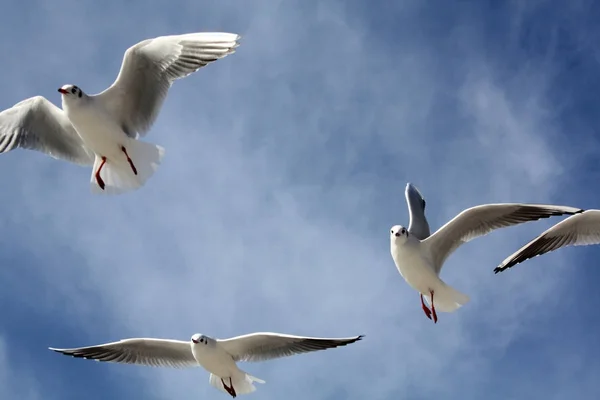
[[395, 233, 400, 237], [192, 338, 198, 344], [58, 88, 68, 94]]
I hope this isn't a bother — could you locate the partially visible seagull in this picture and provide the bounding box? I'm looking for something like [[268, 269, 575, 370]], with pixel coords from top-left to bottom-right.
[[390, 199, 583, 323], [50, 332, 363, 397], [405, 183, 431, 240], [494, 209, 600, 273], [0, 32, 241, 194]]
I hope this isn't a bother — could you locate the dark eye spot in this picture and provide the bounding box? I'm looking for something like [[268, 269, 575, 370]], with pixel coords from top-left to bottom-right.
[[71, 88, 75, 94]]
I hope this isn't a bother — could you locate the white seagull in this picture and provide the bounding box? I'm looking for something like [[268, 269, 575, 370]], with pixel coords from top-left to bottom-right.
[[49, 332, 363, 397], [390, 198, 583, 323], [494, 209, 600, 273], [0, 32, 241, 194]]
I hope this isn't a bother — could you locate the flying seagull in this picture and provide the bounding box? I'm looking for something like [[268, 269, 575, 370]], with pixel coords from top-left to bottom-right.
[[49, 332, 363, 397], [494, 209, 599, 273], [390, 198, 583, 323], [405, 183, 431, 240], [0, 32, 241, 194]]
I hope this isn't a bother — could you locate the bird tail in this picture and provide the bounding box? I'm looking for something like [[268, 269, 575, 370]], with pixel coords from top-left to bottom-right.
[[209, 371, 265, 396], [90, 140, 165, 195], [424, 281, 470, 313]]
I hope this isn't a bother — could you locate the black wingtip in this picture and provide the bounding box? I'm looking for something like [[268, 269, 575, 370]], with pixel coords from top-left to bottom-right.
[[357, 335, 365, 341], [575, 209, 586, 215]]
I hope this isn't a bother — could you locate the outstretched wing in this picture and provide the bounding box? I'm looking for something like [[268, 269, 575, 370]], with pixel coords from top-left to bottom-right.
[[494, 210, 600, 273], [0, 96, 93, 165], [96, 32, 241, 138], [49, 338, 198, 368], [218, 332, 363, 362], [423, 203, 583, 272]]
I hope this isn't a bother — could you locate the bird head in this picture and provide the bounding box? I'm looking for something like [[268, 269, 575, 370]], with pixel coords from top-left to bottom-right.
[[58, 84, 84, 101], [390, 225, 409, 245], [191, 333, 210, 345]]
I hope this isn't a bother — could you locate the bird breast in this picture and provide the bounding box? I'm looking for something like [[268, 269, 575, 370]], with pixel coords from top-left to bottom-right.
[[191, 343, 238, 377], [392, 240, 438, 291], [63, 100, 126, 157]]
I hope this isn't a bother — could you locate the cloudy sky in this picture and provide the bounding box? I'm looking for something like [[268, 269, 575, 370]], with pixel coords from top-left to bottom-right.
[[1, 0, 599, 399]]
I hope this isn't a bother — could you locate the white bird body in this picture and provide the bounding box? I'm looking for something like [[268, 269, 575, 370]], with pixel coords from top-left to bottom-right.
[[391, 230, 469, 313], [391, 235, 436, 293], [61, 96, 126, 159], [190, 337, 242, 377]]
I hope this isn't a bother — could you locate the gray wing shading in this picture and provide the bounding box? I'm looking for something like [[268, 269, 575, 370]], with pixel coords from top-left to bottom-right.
[[422, 203, 584, 273], [0, 96, 94, 165], [406, 182, 430, 240], [494, 210, 600, 273], [96, 32, 241, 139], [217, 333, 364, 362], [49, 338, 198, 368]]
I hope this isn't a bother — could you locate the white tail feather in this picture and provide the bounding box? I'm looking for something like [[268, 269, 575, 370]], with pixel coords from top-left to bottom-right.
[[424, 281, 470, 313], [90, 140, 165, 195], [209, 372, 265, 397]]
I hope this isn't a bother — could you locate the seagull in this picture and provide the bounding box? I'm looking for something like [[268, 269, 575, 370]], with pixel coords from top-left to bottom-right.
[[390, 198, 583, 323], [405, 183, 431, 240], [494, 209, 600, 273], [49, 332, 363, 397], [0, 32, 241, 194]]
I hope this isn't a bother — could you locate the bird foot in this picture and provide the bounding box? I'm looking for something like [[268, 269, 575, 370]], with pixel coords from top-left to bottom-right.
[[430, 290, 438, 324], [421, 292, 438, 324], [121, 146, 137, 175], [221, 378, 237, 398], [95, 156, 107, 190], [420, 294, 432, 320]]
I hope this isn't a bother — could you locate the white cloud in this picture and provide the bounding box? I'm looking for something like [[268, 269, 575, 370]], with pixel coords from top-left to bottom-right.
[[0, 1, 597, 399]]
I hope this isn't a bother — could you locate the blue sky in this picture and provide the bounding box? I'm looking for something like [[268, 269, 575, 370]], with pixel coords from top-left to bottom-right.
[[1, 0, 599, 399]]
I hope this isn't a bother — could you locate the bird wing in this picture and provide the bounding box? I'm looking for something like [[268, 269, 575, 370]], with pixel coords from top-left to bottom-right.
[[0, 96, 94, 165], [49, 338, 198, 368], [217, 332, 363, 362], [95, 32, 241, 138], [405, 183, 431, 240], [494, 210, 600, 273], [422, 203, 583, 273]]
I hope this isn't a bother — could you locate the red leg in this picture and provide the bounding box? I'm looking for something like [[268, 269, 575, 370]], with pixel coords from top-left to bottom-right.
[[430, 290, 438, 324], [221, 377, 237, 398], [95, 156, 107, 190], [121, 146, 138, 175], [420, 293, 432, 320]]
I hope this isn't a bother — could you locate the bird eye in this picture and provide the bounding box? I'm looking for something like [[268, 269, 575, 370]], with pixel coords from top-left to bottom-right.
[[390, 229, 393, 234], [401, 228, 406, 234]]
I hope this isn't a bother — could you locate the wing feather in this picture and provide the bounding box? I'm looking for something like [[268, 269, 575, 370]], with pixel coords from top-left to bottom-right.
[[423, 204, 583, 272], [494, 210, 600, 272], [49, 338, 198, 369]]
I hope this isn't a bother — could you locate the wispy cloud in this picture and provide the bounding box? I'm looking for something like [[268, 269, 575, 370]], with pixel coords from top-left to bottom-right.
[[1, 1, 599, 399]]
